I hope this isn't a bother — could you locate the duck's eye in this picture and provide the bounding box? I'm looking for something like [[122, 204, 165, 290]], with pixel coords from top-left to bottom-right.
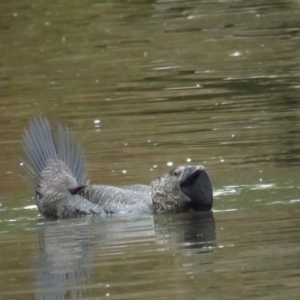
[[173, 170, 179, 176]]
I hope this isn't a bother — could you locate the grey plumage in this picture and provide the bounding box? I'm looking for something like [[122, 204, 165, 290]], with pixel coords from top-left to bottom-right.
[[22, 117, 213, 219], [23, 117, 87, 186], [22, 117, 101, 218], [79, 185, 152, 214]]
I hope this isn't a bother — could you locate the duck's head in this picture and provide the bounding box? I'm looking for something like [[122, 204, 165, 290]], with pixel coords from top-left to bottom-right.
[[151, 165, 213, 213]]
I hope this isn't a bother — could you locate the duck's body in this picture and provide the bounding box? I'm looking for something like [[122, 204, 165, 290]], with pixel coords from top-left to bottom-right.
[[22, 117, 213, 218], [79, 184, 152, 214]]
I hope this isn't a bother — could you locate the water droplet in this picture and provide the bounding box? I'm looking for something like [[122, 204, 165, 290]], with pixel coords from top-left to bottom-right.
[[167, 162, 173, 167], [230, 51, 241, 57], [94, 119, 100, 124], [122, 170, 127, 174], [186, 158, 191, 163]]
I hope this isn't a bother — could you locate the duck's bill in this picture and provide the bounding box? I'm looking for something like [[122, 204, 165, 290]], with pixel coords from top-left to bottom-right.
[[180, 166, 213, 211]]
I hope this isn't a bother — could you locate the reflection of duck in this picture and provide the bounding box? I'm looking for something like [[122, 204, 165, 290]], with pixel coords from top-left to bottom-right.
[[34, 212, 216, 299], [22, 117, 213, 218]]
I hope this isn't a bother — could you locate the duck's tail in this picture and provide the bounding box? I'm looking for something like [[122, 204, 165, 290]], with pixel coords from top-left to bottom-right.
[[22, 117, 87, 190]]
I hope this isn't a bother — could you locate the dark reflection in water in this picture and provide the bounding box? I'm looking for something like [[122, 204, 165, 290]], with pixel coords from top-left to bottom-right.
[[34, 213, 216, 299], [153, 212, 216, 251]]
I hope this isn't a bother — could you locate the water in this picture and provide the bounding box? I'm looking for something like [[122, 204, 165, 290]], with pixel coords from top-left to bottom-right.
[[0, 0, 300, 299]]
